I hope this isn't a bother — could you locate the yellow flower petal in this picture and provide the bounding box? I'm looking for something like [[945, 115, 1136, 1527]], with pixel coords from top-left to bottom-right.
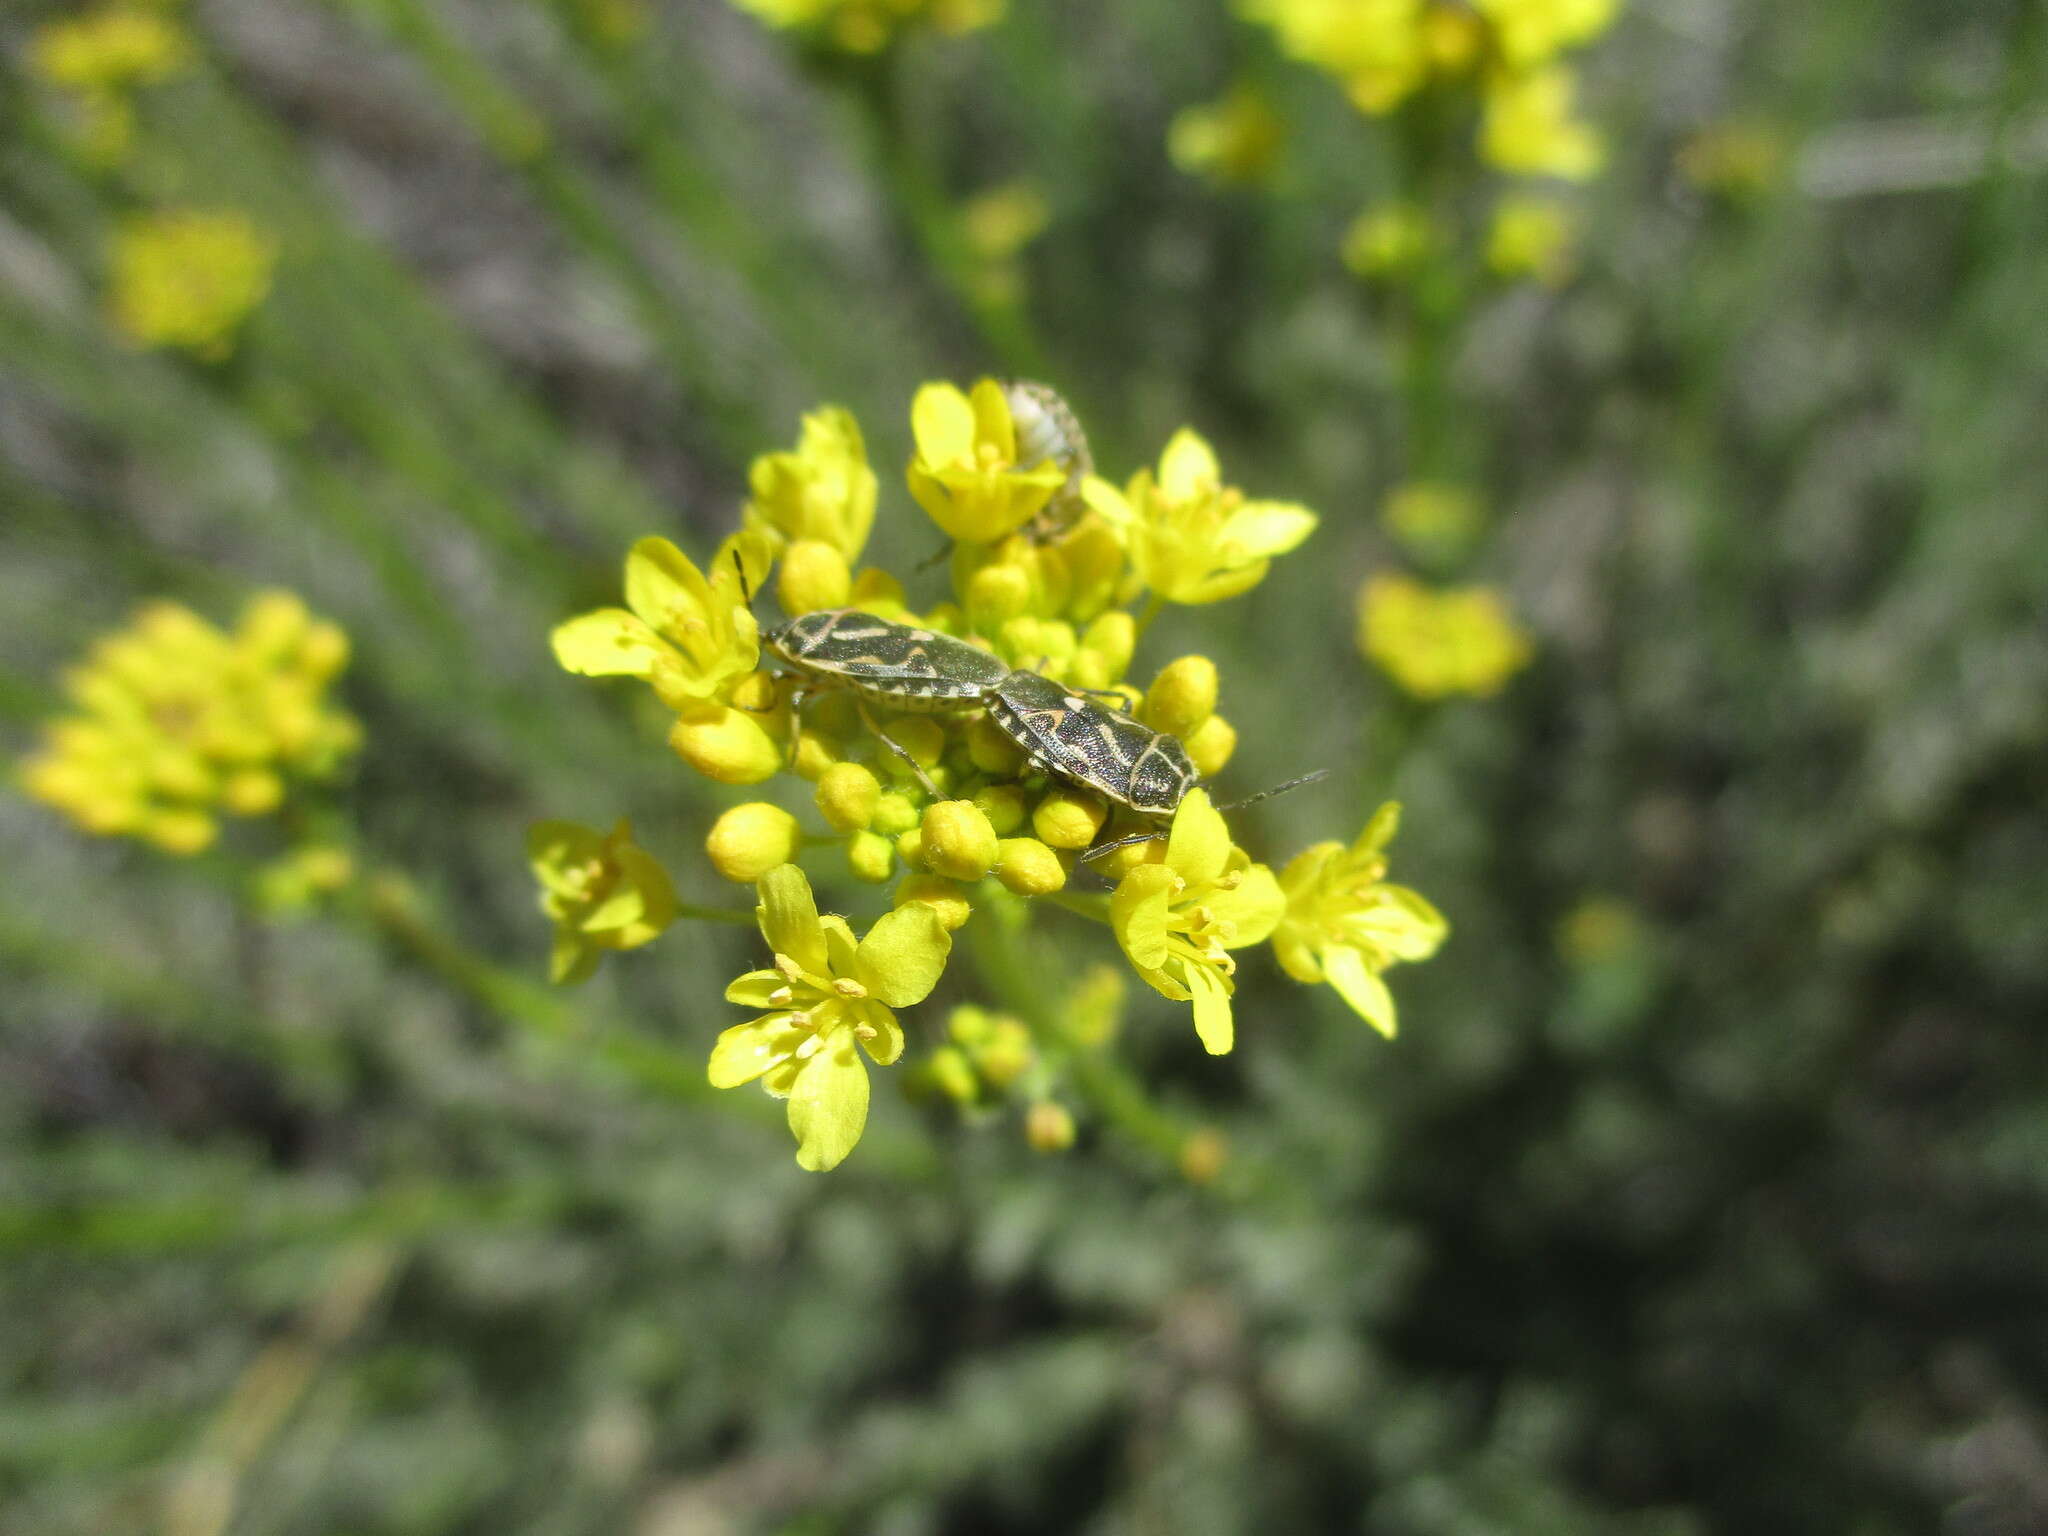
[[550, 609, 669, 679], [1164, 788, 1230, 890], [1111, 863, 1178, 972], [1187, 961, 1236, 1055], [624, 536, 715, 638], [1158, 428, 1220, 500], [788, 1034, 869, 1171], [754, 863, 827, 975], [1220, 500, 1318, 559], [1323, 945, 1398, 1038], [1207, 862, 1287, 947], [853, 902, 952, 1008], [911, 382, 977, 466], [708, 1012, 807, 1088], [724, 969, 791, 1008]]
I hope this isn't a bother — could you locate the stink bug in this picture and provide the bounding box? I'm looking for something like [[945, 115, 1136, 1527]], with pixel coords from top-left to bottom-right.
[[984, 669, 1196, 819], [759, 608, 1011, 794], [1003, 380, 1092, 543]]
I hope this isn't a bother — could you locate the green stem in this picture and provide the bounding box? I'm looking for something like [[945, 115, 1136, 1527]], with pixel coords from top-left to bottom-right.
[[1131, 593, 1167, 645]]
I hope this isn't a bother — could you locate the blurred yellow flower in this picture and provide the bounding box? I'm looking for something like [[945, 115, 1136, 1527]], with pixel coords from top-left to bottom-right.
[[1358, 572, 1533, 700], [19, 591, 359, 856], [1273, 803, 1447, 1036], [711, 864, 951, 1170], [1380, 481, 1484, 561], [1083, 428, 1317, 606], [529, 818, 680, 984], [1487, 193, 1578, 285], [744, 407, 877, 564], [907, 379, 1067, 545], [1169, 83, 1286, 187], [31, 7, 189, 92], [1109, 789, 1286, 1055], [728, 0, 1002, 54], [1473, 0, 1621, 68], [1238, 0, 1433, 115], [1481, 65, 1605, 179], [109, 210, 278, 360], [1678, 119, 1787, 197], [961, 181, 1051, 263], [1342, 201, 1434, 279]]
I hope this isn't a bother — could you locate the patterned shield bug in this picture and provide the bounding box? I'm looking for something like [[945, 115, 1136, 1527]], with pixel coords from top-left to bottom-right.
[[984, 669, 1197, 819], [1003, 380, 1092, 543]]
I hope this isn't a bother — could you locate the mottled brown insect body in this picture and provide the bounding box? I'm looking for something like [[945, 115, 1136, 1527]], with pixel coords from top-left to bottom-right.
[[765, 610, 1010, 711], [985, 669, 1197, 817]]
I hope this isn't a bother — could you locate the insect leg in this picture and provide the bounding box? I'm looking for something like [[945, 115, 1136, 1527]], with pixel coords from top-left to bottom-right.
[[856, 698, 941, 798], [1213, 768, 1331, 814]]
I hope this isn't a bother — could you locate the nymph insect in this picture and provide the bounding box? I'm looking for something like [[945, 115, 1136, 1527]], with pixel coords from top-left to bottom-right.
[[1003, 380, 1092, 543]]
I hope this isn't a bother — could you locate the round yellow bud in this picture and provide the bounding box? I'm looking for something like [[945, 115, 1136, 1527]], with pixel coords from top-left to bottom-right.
[[790, 733, 839, 781], [894, 873, 972, 932], [729, 670, 781, 714], [894, 827, 924, 868], [871, 789, 921, 837], [965, 714, 1025, 775], [927, 1046, 978, 1105], [1032, 787, 1107, 850], [972, 782, 1028, 837], [668, 706, 782, 785], [775, 538, 852, 615], [239, 591, 311, 657], [1025, 1101, 1077, 1154], [1143, 655, 1219, 738], [221, 768, 284, 817], [920, 800, 998, 881], [846, 829, 896, 884], [977, 1018, 1035, 1088], [1178, 1128, 1229, 1185], [144, 808, 219, 856], [1184, 713, 1237, 777], [877, 717, 946, 779], [705, 802, 802, 883], [1080, 610, 1136, 680], [297, 846, 356, 891], [297, 622, 351, 682], [814, 761, 881, 832], [966, 562, 1034, 625], [149, 750, 216, 803], [995, 836, 1068, 897]]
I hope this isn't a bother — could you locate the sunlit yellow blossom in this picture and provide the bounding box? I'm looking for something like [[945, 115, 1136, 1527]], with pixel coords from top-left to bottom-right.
[[1273, 802, 1447, 1036], [1084, 429, 1317, 606], [1342, 202, 1434, 279], [1472, 0, 1621, 68], [1358, 572, 1533, 700], [31, 8, 189, 92], [1109, 790, 1285, 1055], [553, 534, 766, 713], [728, 0, 1002, 54], [109, 210, 278, 360], [529, 818, 680, 984], [743, 406, 877, 567], [1169, 83, 1285, 187], [908, 380, 1067, 545], [711, 864, 950, 1170], [1481, 65, 1604, 179], [20, 592, 359, 857], [1487, 193, 1577, 285], [1239, 0, 1433, 114]]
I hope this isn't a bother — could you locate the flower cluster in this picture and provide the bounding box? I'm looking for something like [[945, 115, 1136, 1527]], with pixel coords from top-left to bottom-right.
[[549, 379, 1444, 1169], [29, 3, 190, 166], [19, 592, 360, 857], [1357, 570, 1532, 700], [109, 209, 279, 360], [727, 0, 1003, 55], [1233, 0, 1622, 281]]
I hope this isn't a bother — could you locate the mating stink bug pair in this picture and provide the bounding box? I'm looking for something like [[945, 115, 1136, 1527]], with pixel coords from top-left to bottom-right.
[[760, 605, 1313, 859]]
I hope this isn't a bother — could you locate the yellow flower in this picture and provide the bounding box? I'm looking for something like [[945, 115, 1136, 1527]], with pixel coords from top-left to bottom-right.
[[727, 0, 1002, 53], [743, 406, 877, 567], [552, 533, 765, 712], [1358, 572, 1533, 700], [1109, 790, 1286, 1055], [1487, 193, 1577, 285], [907, 380, 1067, 545], [1083, 428, 1317, 606], [1239, 0, 1433, 114], [1342, 202, 1434, 279], [31, 8, 189, 92], [1481, 65, 1605, 179], [1380, 481, 1484, 562], [529, 818, 680, 984], [1168, 83, 1285, 187], [961, 180, 1051, 263], [1472, 0, 1621, 68], [711, 864, 951, 1170], [109, 210, 278, 360], [1273, 802, 1447, 1036], [19, 592, 359, 856]]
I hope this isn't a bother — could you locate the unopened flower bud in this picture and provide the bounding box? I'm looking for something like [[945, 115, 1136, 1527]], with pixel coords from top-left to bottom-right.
[[669, 706, 781, 785], [966, 561, 1034, 625], [927, 1045, 978, 1104], [876, 717, 945, 779], [1143, 655, 1218, 738], [776, 538, 852, 615], [815, 761, 881, 832], [921, 799, 998, 881], [1032, 787, 1106, 850], [846, 829, 896, 884], [894, 873, 972, 931], [965, 714, 1025, 775], [1183, 713, 1237, 776], [1079, 610, 1135, 679], [144, 808, 218, 856], [871, 789, 921, 837], [972, 782, 1028, 837], [995, 836, 1067, 896], [706, 802, 801, 883], [1025, 1100, 1077, 1153], [221, 768, 283, 817]]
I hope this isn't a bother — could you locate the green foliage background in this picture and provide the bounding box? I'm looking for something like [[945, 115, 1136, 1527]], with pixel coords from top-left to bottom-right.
[[3, 1, 2046, 1531]]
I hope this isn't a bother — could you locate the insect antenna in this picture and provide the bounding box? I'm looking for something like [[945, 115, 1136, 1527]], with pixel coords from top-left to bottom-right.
[[1076, 769, 1332, 863]]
